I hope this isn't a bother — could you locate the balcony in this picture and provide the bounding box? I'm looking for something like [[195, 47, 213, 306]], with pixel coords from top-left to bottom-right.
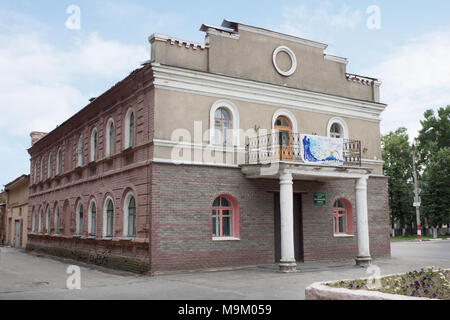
[[246, 133, 361, 167]]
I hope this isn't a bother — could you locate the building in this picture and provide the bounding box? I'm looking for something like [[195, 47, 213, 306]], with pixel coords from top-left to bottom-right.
[[4, 175, 30, 248], [0, 192, 6, 245], [27, 20, 390, 274]]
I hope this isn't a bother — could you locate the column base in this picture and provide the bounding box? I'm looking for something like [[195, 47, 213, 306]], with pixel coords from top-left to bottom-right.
[[355, 256, 372, 267], [279, 261, 297, 273]]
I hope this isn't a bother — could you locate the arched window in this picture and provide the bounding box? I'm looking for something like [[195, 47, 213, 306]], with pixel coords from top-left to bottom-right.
[[77, 135, 83, 167], [88, 199, 97, 237], [211, 195, 239, 239], [76, 201, 84, 236], [105, 118, 115, 157], [333, 198, 353, 235], [327, 117, 349, 140], [54, 206, 60, 235], [214, 108, 232, 146], [103, 197, 114, 238], [124, 109, 135, 149], [40, 158, 45, 182], [123, 191, 136, 237], [38, 208, 44, 234], [210, 100, 240, 147], [31, 209, 36, 233], [33, 162, 37, 184], [45, 207, 51, 234], [56, 148, 62, 175], [90, 128, 98, 162], [48, 152, 52, 179]]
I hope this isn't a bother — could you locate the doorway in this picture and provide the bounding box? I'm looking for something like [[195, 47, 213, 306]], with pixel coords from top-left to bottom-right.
[[274, 116, 293, 161], [274, 193, 304, 262], [14, 220, 22, 248]]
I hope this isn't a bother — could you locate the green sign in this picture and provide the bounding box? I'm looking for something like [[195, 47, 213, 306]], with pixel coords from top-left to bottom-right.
[[314, 192, 326, 205]]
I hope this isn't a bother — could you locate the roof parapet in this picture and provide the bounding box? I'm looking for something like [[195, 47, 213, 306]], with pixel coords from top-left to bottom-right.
[[149, 33, 207, 50]]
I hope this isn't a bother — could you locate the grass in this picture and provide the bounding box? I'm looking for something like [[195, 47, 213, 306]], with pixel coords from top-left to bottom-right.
[[327, 267, 450, 300], [390, 235, 449, 242]]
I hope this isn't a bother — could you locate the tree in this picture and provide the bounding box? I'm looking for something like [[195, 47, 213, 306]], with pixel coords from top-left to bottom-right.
[[416, 106, 450, 170], [420, 147, 450, 229], [381, 128, 415, 234]]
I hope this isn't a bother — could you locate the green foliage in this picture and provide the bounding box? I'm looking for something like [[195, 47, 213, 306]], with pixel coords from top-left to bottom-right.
[[381, 127, 415, 227], [421, 147, 450, 227], [416, 106, 450, 170]]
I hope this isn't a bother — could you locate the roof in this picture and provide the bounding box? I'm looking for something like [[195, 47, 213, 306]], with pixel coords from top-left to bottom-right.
[[4, 174, 30, 191]]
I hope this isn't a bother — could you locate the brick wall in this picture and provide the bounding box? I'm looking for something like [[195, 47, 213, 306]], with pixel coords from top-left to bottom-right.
[[150, 164, 391, 273]]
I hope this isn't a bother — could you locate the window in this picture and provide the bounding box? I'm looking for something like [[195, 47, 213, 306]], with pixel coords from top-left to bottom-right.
[[105, 118, 115, 157], [48, 152, 52, 179], [214, 108, 232, 146], [124, 109, 135, 149], [123, 192, 136, 237], [88, 199, 97, 237], [76, 201, 84, 236], [211, 195, 239, 239], [38, 208, 44, 234], [40, 158, 45, 182], [330, 123, 343, 139], [33, 162, 37, 184], [104, 197, 114, 238], [54, 206, 60, 235], [210, 100, 240, 147], [77, 135, 83, 167], [332, 198, 353, 235], [31, 209, 36, 233], [45, 207, 50, 234], [90, 128, 98, 162], [56, 148, 62, 175], [327, 117, 349, 140]]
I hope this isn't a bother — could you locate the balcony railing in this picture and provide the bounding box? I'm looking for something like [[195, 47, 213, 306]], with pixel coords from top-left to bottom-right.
[[247, 133, 361, 167]]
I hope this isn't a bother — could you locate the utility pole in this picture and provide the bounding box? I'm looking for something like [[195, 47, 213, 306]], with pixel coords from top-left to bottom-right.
[[411, 144, 422, 239]]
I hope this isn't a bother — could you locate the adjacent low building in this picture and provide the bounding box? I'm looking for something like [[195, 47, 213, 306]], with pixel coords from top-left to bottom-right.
[[4, 175, 29, 248], [26, 20, 390, 274]]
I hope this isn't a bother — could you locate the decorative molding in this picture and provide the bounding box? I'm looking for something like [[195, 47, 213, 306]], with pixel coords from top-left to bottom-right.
[[324, 54, 348, 65], [346, 73, 377, 86], [151, 63, 387, 122], [273, 46, 297, 77], [152, 158, 240, 168], [149, 33, 207, 50], [326, 117, 349, 139], [272, 109, 299, 134], [209, 99, 240, 147]]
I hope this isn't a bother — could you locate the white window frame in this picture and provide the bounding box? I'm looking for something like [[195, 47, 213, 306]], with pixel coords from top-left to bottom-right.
[[326, 117, 349, 140], [88, 199, 97, 237], [76, 135, 83, 167], [105, 118, 115, 157], [47, 152, 52, 179], [76, 201, 84, 236], [103, 196, 115, 238], [90, 128, 98, 162], [38, 208, 44, 234], [54, 206, 60, 235], [56, 148, 62, 175], [123, 191, 137, 238], [31, 209, 36, 233], [124, 108, 135, 149], [45, 207, 50, 235], [209, 100, 240, 147]]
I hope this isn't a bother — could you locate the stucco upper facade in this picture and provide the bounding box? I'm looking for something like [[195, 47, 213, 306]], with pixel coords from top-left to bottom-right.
[[4, 175, 29, 248]]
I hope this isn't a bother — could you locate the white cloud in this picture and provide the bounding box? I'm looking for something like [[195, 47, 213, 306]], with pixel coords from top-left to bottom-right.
[[279, 1, 363, 45], [365, 29, 450, 140]]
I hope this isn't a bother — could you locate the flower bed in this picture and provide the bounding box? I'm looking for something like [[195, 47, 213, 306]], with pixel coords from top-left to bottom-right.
[[326, 267, 449, 300]]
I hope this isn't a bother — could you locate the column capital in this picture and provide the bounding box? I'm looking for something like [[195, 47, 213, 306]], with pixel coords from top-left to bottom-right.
[[279, 171, 293, 185], [355, 176, 368, 190]]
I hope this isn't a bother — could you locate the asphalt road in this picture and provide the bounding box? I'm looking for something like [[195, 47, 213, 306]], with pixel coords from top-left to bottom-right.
[[0, 240, 449, 300]]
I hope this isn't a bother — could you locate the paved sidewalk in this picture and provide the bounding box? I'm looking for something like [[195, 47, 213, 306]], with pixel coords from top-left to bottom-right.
[[0, 241, 449, 300]]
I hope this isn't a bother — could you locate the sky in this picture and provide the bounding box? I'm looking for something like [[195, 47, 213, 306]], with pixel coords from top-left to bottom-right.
[[1, 0, 450, 186]]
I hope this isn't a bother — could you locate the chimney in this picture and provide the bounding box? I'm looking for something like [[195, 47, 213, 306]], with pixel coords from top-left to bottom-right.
[[30, 132, 47, 146]]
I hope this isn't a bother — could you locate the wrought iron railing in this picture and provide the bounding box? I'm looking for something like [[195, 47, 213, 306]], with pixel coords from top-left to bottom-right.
[[247, 133, 361, 167]]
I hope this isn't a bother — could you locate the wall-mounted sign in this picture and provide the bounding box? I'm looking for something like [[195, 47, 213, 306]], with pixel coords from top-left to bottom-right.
[[314, 192, 326, 206]]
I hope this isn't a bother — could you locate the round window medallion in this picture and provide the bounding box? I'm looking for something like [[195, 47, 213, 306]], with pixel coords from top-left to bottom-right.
[[272, 46, 297, 77]]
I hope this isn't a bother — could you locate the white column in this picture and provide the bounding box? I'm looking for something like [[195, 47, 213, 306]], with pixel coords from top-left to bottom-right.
[[355, 176, 372, 266], [279, 171, 296, 272]]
